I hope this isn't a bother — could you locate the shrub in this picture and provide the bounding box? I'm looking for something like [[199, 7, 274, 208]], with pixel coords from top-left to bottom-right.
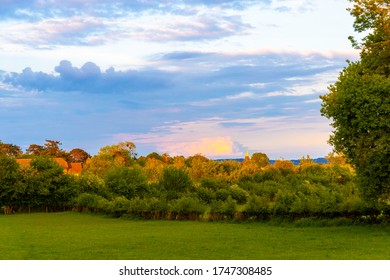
[[105, 167, 148, 199], [73, 193, 103, 212], [196, 186, 216, 204], [215, 189, 230, 201], [244, 195, 270, 219], [210, 197, 237, 220], [169, 196, 206, 220], [77, 172, 110, 198], [229, 184, 249, 204], [161, 167, 193, 199], [109, 196, 130, 217], [273, 159, 296, 175]]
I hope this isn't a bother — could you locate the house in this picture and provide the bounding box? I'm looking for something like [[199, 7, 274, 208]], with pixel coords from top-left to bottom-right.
[[16, 158, 83, 174]]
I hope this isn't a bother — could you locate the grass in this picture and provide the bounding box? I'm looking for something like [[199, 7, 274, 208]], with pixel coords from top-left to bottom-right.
[[0, 212, 389, 260]]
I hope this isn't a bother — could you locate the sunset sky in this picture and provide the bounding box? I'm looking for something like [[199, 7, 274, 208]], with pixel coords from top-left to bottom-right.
[[0, 0, 359, 159]]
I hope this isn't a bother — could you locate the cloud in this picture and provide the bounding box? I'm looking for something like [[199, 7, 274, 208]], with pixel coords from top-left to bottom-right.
[[3, 60, 171, 94], [132, 15, 252, 42], [0, 51, 348, 158], [0, 0, 269, 20], [4, 17, 109, 47], [112, 113, 332, 159], [1, 14, 252, 48], [1, 51, 348, 118], [161, 136, 244, 158], [0, 0, 261, 47]]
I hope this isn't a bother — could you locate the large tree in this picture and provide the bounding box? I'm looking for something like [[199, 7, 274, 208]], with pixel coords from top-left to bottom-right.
[[69, 148, 90, 163], [321, 0, 389, 202], [0, 141, 22, 157], [85, 142, 137, 176], [26, 140, 69, 159]]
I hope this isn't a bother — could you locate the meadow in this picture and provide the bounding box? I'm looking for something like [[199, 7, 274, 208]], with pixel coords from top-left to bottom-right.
[[1, 212, 389, 260]]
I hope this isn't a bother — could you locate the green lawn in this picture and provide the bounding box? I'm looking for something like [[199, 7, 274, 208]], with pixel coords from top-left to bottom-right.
[[0, 212, 389, 260]]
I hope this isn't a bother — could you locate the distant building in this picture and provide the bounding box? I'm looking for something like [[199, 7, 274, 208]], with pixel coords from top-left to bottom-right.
[[16, 158, 83, 174], [243, 150, 251, 164]]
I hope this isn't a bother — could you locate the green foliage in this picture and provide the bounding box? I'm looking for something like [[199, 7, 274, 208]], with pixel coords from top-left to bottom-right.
[[196, 186, 216, 204], [215, 188, 230, 201], [76, 172, 110, 198], [160, 167, 193, 199], [104, 167, 148, 199], [228, 184, 248, 204], [244, 195, 270, 219], [170, 196, 206, 219], [0, 156, 23, 211], [85, 142, 137, 176], [26, 156, 77, 210], [210, 197, 237, 219], [348, 0, 390, 75], [109, 196, 130, 217], [73, 193, 104, 212], [321, 61, 390, 202], [251, 152, 270, 168], [321, 1, 389, 204], [200, 177, 228, 190]]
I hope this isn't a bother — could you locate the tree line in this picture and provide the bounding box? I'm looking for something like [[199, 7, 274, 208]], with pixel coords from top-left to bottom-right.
[[1, 139, 388, 223]]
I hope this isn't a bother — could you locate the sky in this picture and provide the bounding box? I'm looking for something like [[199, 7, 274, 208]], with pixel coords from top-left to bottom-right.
[[0, 0, 360, 159]]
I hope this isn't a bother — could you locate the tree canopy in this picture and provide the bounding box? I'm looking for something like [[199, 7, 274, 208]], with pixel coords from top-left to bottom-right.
[[321, 0, 390, 202]]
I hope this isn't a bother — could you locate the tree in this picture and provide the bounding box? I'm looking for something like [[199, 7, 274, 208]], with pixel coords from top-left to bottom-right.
[[321, 0, 389, 202], [44, 140, 63, 156], [0, 156, 23, 213], [26, 140, 69, 159], [104, 166, 148, 199], [274, 159, 296, 175], [0, 141, 22, 157], [69, 148, 90, 163], [160, 167, 193, 199], [26, 144, 46, 156], [143, 157, 164, 183], [85, 142, 136, 176], [251, 152, 270, 168], [348, 0, 390, 75], [28, 156, 76, 210], [146, 152, 163, 162]]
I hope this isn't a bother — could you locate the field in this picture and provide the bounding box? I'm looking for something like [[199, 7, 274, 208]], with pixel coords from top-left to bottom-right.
[[0, 212, 389, 260]]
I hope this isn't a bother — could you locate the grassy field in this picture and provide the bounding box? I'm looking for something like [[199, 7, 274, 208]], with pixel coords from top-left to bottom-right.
[[0, 212, 389, 260]]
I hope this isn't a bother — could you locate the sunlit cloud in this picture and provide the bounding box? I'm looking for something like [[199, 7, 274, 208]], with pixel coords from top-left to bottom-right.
[[112, 113, 332, 159]]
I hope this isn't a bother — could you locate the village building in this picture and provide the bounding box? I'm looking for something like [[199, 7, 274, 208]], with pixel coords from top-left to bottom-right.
[[16, 158, 83, 174], [243, 150, 251, 164]]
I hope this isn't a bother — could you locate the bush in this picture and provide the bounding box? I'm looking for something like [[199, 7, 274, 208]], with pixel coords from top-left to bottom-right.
[[215, 189, 230, 201], [244, 195, 270, 219], [210, 197, 237, 220], [161, 167, 193, 199], [77, 173, 110, 198], [169, 196, 206, 220], [196, 186, 216, 204], [200, 178, 228, 191], [73, 193, 104, 212], [105, 167, 148, 199], [109, 196, 130, 217], [229, 184, 249, 204]]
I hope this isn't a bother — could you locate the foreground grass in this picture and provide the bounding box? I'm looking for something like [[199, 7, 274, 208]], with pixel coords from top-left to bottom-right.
[[0, 212, 389, 260]]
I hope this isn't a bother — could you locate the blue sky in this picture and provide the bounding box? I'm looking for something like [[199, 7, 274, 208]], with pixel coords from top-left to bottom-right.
[[0, 0, 359, 159]]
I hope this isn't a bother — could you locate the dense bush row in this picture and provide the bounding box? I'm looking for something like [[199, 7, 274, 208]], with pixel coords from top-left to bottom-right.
[[1, 152, 388, 222]]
